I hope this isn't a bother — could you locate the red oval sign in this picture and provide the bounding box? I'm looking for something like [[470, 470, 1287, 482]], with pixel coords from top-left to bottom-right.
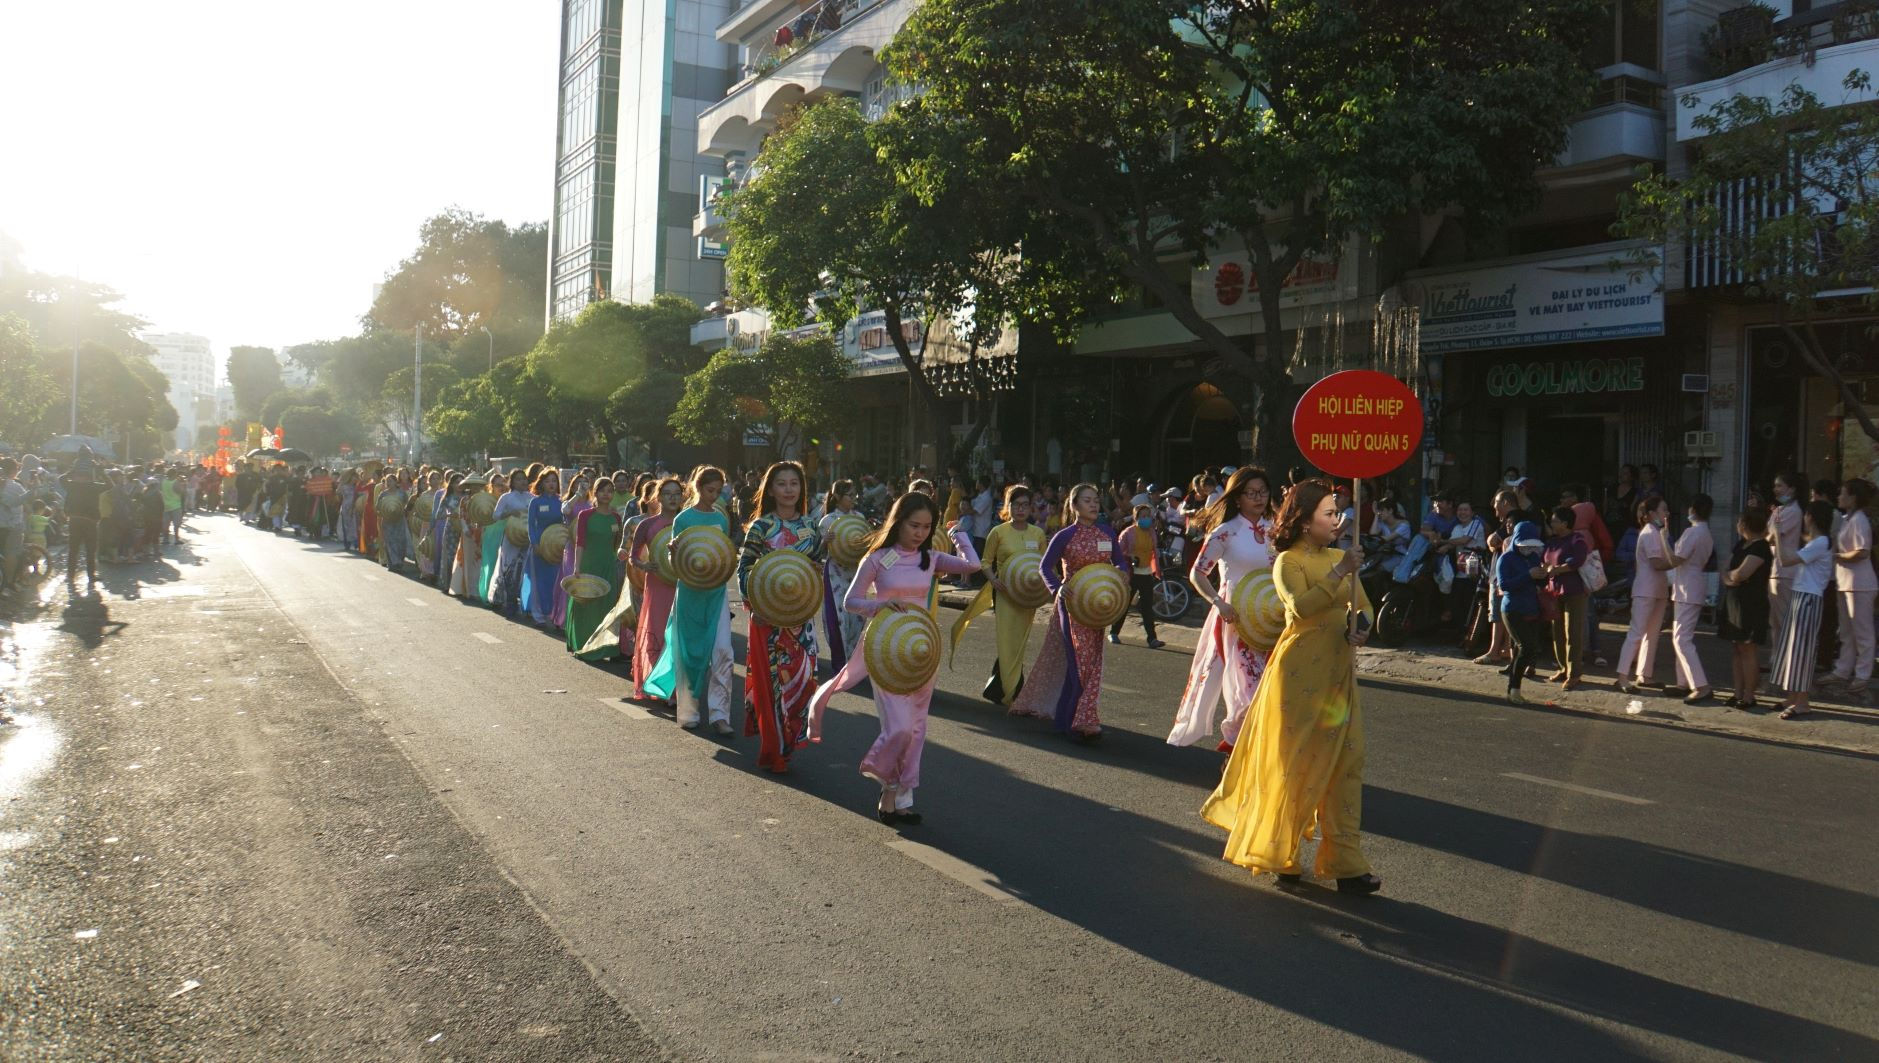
[[1292, 370, 1424, 480]]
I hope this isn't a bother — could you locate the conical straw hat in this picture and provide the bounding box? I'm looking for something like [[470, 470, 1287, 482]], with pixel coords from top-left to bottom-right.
[[825, 513, 873, 569], [671, 524, 735, 589], [1064, 564, 1129, 629], [1232, 568, 1286, 651], [504, 514, 529, 547], [746, 550, 823, 627], [536, 522, 570, 564], [998, 548, 1051, 610], [862, 607, 941, 695]]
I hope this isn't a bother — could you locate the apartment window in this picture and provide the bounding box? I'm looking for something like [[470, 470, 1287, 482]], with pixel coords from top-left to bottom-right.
[[1586, 0, 1660, 71]]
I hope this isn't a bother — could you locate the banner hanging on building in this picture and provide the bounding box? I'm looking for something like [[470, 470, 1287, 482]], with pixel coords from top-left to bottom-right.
[[1404, 242, 1663, 354]]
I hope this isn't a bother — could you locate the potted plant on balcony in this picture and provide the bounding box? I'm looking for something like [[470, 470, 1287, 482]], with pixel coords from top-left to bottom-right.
[[1699, 2, 1777, 79]]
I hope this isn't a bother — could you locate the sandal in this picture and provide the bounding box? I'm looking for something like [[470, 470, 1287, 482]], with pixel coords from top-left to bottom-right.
[[1778, 706, 1812, 720]]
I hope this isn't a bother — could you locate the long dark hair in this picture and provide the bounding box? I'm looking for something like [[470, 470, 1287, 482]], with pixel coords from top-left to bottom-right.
[[685, 464, 725, 507], [1272, 478, 1335, 553], [1196, 466, 1272, 534], [824, 477, 856, 514], [752, 460, 807, 518], [1805, 499, 1837, 539], [869, 490, 939, 571], [530, 469, 560, 496]]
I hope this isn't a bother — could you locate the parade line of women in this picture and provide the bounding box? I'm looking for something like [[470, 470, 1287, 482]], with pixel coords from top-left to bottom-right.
[[295, 459, 1381, 894]]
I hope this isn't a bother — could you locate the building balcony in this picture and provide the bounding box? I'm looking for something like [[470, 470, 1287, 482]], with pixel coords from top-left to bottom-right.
[[1551, 64, 1666, 171], [1678, 5, 1879, 141], [697, 0, 914, 160], [693, 197, 728, 241]]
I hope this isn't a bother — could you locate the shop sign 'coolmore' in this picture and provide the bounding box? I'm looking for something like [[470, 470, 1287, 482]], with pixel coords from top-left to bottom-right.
[[1404, 242, 1664, 354], [1485, 356, 1646, 398]]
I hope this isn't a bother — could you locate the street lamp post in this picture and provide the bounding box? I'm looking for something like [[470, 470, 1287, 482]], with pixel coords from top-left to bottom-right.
[[411, 324, 423, 465], [482, 325, 494, 373], [68, 282, 80, 434]]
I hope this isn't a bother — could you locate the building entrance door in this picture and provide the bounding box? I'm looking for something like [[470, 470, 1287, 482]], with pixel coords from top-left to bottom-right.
[[1527, 415, 1608, 503]]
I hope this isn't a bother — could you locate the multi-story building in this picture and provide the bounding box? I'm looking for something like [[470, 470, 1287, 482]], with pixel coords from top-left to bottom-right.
[[548, 0, 734, 325], [141, 332, 215, 454], [687, 1, 1874, 518]]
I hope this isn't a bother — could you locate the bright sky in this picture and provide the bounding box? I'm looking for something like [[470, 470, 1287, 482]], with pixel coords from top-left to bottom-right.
[[0, 1, 558, 373]]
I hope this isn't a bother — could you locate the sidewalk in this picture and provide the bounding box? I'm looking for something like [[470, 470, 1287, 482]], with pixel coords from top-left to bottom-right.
[[936, 585, 1879, 757]]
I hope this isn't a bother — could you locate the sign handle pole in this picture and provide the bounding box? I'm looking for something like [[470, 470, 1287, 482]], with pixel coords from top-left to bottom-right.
[[1350, 476, 1363, 617]]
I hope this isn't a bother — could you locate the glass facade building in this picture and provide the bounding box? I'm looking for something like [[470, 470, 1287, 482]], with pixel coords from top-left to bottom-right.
[[548, 0, 623, 323], [550, 0, 731, 324]]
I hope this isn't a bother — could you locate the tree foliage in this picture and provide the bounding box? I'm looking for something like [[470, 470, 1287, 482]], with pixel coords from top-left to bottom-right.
[[887, 0, 1600, 462], [1619, 70, 1879, 440], [724, 99, 1037, 461], [0, 233, 155, 359], [670, 333, 852, 457], [366, 209, 548, 345], [0, 313, 59, 447], [226, 345, 283, 421]]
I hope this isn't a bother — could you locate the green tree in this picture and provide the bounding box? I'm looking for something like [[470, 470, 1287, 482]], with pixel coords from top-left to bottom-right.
[[40, 344, 176, 458], [670, 333, 853, 458], [0, 234, 154, 358], [0, 313, 58, 447], [279, 404, 367, 461], [365, 209, 549, 344], [423, 375, 509, 463], [1619, 70, 1879, 441], [381, 363, 460, 446], [888, 0, 1599, 463], [725, 99, 1032, 463], [259, 386, 334, 429], [226, 345, 283, 421]]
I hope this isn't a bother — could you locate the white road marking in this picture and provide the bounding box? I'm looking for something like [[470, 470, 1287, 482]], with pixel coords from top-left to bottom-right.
[[1102, 683, 1139, 695], [472, 632, 502, 644], [1501, 772, 1654, 806], [602, 697, 656, 720], [885, 838, 1022, 904], [360, 573, 378, 582], [404, 597, 428, 608]]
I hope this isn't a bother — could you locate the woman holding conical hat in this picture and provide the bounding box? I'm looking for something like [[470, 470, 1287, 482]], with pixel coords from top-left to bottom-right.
[[566, 477, 624, 660], [807, 491, 981, 823], [432, 471, 464, 592], [736, 461, 825, 773], [450, 475, 488, 601], [951, 484, 1048, 705], [816, 479, 868, 672], [626, 477, 682, 698], [1008, 483, 1130, 742], [644, 466, 737, 732], [612, 478, 658, 663], [1201, 478, 1381, 895], [551, 473, 593, 629], [415, 469, 442, 581], [520, 468, 565, 626], [487, 469, 533, 616], [380, 469, 414, 573], [358, 468, 380, 559], [1168, 466, 1277, 752]]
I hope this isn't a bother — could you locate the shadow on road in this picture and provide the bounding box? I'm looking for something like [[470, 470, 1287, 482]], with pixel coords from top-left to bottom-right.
[[727, 692, 1878, 1061]]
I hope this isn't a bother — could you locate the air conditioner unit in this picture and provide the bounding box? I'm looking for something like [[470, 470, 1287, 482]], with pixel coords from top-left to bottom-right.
[[1681, 374, 1711, 393], [1683, 429, 1722, 458]]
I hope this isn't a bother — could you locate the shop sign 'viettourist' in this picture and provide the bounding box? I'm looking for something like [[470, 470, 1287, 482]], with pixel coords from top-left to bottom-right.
[[1293, 370, 1424, 480], [1405, 242, 1664, 354]]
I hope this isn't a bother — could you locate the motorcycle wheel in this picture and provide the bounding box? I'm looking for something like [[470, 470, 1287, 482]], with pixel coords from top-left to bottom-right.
[[1375, 596, 1412, 647], [1150, 578, 1190, 622]]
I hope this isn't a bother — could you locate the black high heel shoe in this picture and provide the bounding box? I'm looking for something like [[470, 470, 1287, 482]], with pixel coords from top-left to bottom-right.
[[1336, 873, 1383, 895], [1275, 873, 1303, 888]]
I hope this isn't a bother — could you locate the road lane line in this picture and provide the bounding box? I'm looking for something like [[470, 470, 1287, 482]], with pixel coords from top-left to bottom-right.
[[472, 632, 502, 644], [1103, 683, 1139, 695], [601, 696, 656, 720], [404, 597, 428, 608], [885, 838, 1022, 904], [1501, 772, 1654, 805], [360, 573, 378, 582]]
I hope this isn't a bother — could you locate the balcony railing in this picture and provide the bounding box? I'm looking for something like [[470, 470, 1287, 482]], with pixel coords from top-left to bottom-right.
[[1699, 1, 1879, 80], [741, 0, 884, 81]]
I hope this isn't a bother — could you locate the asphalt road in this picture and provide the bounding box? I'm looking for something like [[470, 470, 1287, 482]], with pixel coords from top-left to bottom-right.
[[1, 514, 1875, 1062]]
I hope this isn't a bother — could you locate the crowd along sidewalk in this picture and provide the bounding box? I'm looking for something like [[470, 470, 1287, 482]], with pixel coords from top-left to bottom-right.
[[936, 584, 1879, 757]]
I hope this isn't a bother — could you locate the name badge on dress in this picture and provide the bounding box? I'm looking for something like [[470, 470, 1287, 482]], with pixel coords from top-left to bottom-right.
[[1096, 540, 1112, 554]]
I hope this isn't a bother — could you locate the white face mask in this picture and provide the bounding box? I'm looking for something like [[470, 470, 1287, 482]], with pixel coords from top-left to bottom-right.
[[1651, 513, 1667, 528]]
